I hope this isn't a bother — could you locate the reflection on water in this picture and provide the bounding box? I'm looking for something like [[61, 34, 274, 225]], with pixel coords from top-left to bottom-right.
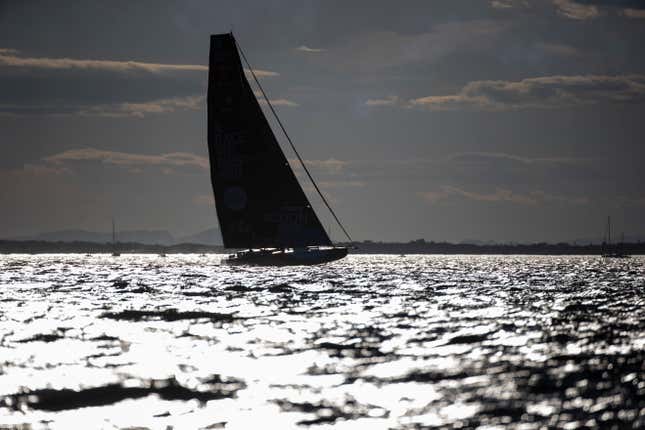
[[0, 254, 643, 429]]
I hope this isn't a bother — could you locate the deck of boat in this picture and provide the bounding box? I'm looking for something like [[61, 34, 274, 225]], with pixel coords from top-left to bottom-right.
[[222, 247, 348, 266]]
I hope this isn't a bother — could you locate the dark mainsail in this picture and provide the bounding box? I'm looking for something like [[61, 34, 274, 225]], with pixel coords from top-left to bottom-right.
[[207, 33, 332, 249]]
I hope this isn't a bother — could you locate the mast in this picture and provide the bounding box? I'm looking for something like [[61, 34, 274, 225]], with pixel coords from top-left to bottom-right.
[[112, 218, 116, 245], [607, 216, 611, 246]]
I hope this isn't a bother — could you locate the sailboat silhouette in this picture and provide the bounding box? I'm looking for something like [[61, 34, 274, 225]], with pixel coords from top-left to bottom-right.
[[207, 33, 350, 265]]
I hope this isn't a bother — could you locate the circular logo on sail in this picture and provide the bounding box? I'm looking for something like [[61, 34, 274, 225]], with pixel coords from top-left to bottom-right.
[[224, 186, 247, 211]]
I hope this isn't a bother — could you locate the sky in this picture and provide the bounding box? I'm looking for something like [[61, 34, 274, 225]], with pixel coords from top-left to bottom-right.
[[1, 0, 644, 243]]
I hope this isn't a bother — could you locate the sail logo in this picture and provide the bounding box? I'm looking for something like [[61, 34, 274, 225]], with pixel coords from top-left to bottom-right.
[[266, 207, 310, 226], [223, 186, 248, 211], [214, 131, 247, 155], [215, 131, 246, 180], [234, 219, 251, 234], [218, 159, 243, 180]]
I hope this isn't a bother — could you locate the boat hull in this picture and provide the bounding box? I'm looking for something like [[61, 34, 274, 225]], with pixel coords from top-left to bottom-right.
[[223, 247, 348, 266], [602, 253, 631, 259]]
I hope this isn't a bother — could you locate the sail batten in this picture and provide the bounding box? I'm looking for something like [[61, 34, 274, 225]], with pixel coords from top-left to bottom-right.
[[207, 33, 332, 249]]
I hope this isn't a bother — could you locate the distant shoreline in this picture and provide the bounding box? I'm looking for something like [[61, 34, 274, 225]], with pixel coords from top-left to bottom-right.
[[0, 240, 643, 255]]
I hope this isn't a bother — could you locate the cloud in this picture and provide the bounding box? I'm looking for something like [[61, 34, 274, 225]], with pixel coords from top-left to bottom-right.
[[420, 186, 589, 206], [439, 152, 598, 193], [295, 45, 326, 53], [252, 90, 298, 107], [330, 153, 600, 207], [44, 148, 209, 170], [0, 52, 207, 73], [552, 0, 645, 19], [0, 49, 278, 116], [303, 152, 588, 179], [258, 98, 299, 107], [365, 96, 400, 107], [537, 43, 580, 57], [569, 0, 645, 9], [290, 158, 349, 174], [491, 0, 515, 9], [401, 74, 645, 111], [621, 196, 645, 207], [444, 186, 539, 205], [0, 95, 204, 118], [0, 50, 279, 78], [623, 8, 645, 17], [290, 158, 357, 199], [309, 158, 348, 173], [292, 153, 593, 201], [318, 180, 366, 189], [243, 68, 279, 78], [446, 152, 584, 166], [553, 0, 600, 19], [12, 163, 71, 177], [490, 0, 529, 9], [327, 22, 503, 72], [79, 95, 204, 117]]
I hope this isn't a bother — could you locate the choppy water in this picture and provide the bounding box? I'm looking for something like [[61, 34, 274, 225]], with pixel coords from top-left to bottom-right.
[[0, 254, 643, 429]]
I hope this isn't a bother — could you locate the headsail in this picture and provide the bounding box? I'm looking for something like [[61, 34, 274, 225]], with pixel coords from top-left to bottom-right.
[[207, 33, 332, 249]]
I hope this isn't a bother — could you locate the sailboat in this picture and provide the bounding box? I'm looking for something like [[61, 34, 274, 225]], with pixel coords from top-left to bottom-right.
[[601, 216, 630, 259], [207, 33, 350, 266], [111, 218, 120, 257]]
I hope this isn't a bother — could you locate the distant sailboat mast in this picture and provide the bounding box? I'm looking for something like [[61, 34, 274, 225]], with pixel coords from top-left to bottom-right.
[[602, 215, 630, 259], [111, 218, 120, 257]]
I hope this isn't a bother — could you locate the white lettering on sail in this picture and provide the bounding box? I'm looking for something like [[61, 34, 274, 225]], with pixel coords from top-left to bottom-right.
[[215, 131, 247, 155], [234, 219, 251, 233], [265, 207, 309, 226], [215, 131, 246, 180], [220, 159, 243, 180]]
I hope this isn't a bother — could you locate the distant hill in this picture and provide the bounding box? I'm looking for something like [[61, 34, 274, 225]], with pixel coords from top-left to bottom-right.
[[6, 227, 223, 246], [458, 239, 498, 246], [1, 239, 644, 255], [0, 240, 224, 254], [177, 228, 222, 246], [28, 230, 116, 243], [346, 240, 645, 255], [569, 234, 645, 245], [12, 229, 175, 245]]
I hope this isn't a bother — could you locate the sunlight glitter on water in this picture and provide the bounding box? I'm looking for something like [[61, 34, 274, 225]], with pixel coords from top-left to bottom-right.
[[0, 254, 644, 429]]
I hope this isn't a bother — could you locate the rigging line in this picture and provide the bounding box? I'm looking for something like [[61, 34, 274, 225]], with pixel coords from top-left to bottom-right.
[[234, 37, 354, 244]]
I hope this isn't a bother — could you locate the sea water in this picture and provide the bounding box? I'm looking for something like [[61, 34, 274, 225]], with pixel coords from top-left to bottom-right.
[[0, 254, 643, 429]]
